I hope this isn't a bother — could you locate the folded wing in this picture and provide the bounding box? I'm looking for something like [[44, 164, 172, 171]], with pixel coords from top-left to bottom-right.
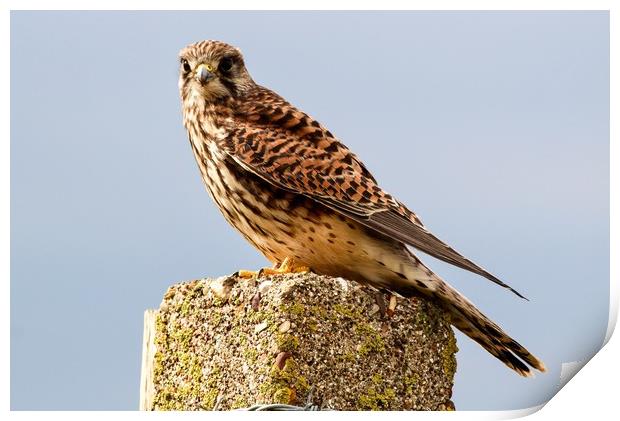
[[220, 86, 526, 299]]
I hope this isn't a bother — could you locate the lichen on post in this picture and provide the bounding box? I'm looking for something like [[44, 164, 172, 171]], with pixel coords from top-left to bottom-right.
[[140, 273, 457, 411]]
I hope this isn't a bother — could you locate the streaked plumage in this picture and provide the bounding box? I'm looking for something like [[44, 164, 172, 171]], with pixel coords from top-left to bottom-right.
[[178, 40, 546, 376]]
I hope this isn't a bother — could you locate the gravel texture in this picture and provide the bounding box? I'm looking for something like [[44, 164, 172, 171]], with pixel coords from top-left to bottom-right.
[[148, 273, 457, 411]]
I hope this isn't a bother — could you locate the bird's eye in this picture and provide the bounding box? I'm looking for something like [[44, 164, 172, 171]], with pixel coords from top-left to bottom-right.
[[218, 57, 234, 73], [181, 59, 191, 73]]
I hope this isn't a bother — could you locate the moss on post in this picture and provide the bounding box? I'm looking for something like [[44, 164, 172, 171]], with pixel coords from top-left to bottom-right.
[[140, 273, 457, 411]]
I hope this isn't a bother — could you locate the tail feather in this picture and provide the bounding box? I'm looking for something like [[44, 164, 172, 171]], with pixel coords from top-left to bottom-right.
[[450, 313, 533, 376], [367, 244, 545, 376], [389, 259, 546, 376], [431, 279, 546, 376]]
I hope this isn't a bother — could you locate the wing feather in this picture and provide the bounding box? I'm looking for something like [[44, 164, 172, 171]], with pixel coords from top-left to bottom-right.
[[219, 86, 526, 299]]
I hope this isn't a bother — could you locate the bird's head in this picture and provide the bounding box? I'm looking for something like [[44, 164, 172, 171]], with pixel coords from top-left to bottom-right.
[[178, 40, 254, 104]]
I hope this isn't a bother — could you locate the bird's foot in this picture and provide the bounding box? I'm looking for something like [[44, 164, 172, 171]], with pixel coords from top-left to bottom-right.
[[235, 269, 259, 279], [258, 257, 310, 277], [374, 292, 387, 317], [374, 292, 398, 318], [233, 257, 310, 279], [387, 294, 398, 318]]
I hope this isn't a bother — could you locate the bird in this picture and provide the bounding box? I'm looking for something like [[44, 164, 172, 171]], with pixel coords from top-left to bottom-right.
[[178, 40, 546, 377]]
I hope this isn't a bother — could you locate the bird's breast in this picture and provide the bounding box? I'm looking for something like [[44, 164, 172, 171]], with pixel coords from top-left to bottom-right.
[[189, 139, 406, 285]]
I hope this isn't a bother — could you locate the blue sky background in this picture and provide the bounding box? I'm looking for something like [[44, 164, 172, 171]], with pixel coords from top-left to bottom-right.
[[11, 11, 609, 410]]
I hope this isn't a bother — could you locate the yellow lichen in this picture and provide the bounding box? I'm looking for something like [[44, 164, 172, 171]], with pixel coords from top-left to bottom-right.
[[209, 312, 222, 327], [442, 332, 458, 377], [211, 296, 226, 307], [358, 385, 396, 410], [201, 388, 219, 409], [243, 347, 259, 364], [275, 333, 300, 352], [200, 366, 222, 409], [308, 304, 327, 319], [231, 396, 250, 409], [404, 374, 419, 395], [333, 303, 362, 320], [170, 326, 194, 349], [307, 319, 319, 332], [280, 302, 305, 317], [248, 309, 276, 326], [260, 358, 309, 405], [356, 323, 385, 356]]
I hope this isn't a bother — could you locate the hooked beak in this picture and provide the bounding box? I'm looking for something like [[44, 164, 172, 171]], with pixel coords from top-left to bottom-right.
[[195, 64, 214, 84]]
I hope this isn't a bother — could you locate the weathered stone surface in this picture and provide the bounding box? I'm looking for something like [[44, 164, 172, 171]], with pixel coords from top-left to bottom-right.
[[143, 273, 457, 411]]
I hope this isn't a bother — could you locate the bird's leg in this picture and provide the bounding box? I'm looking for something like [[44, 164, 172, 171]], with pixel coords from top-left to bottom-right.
[[373, 291, 398, 318], [263, 256, 311, 276], [280, 257, 310, 274], [387, 294, 398, 318], [234, 259, 282, 279], [258, 257, 310, 277], [374, 291, 387, 317], [233, 257, 310, 279], [235, 269, 259, 279]]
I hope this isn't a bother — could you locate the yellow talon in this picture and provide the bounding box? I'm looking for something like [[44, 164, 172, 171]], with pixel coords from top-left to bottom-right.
[[234, 257, 310, 279], [236, 269, 259, 279], [276, 257, 310, 274]]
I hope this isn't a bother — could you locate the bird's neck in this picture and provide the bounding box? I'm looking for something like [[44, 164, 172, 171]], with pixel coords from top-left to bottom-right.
[[183, 99, 234, 149]]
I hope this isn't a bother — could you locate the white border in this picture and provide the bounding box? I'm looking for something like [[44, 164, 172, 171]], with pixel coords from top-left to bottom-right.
[[3, 1, 616, 419], [0, 0, 617, 11]]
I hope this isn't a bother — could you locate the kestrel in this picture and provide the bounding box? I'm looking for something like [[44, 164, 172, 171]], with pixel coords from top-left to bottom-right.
[[178, 40, 546, 377]]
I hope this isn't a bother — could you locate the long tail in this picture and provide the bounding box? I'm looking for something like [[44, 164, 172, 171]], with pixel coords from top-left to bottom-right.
[[390, 253, 546, 376], [438, 283, 547, 376]]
